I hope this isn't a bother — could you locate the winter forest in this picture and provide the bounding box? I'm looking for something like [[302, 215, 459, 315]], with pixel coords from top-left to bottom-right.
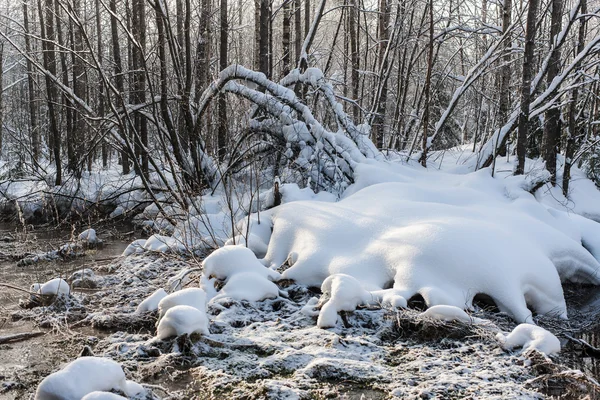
[[1, 0, 600, 397]]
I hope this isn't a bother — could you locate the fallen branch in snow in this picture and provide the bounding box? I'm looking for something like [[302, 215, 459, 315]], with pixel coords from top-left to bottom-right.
[[0, 331, 45, 344]]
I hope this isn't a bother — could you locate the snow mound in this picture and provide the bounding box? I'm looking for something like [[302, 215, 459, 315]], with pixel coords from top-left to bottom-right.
[[317, 274, 407, 328], [317, 274, 371, 328], [157, 288, 206, 319], [203, 245, 280, 282], [122, 239, 147, 256], [81, 392, 127, 400], [420, 305, 484, 324], [78, 228, 97, 244], [156, 305, 209, 339], [225, 233, 269, 258], [135, 288, 168, 314], [261, 164, 600, 323], [36, 278, 70, 296], [213, 272, 280, 302], [496, 324, 561, 356], [143, 234, 185, 253], [35, 357, 145, 400], [201, 245, 281, 303]]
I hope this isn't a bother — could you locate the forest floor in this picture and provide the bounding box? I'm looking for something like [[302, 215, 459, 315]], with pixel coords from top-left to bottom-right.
[[0, 227, 599, 400]]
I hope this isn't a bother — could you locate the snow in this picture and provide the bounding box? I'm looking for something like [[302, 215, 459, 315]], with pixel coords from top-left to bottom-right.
[[81, 392, 128, 400], [78, 228, 98, 244], [35, 357, 145, 400], [157, 287, 207, 319], [156, 305, 209, 339], [202, 245, 280, 282], [37, 278, 70, 296], [201, 245, 282, 303], [420, 305, 483, 324], [260, 161, 600, 323], [317, 274, 371, 328], [135, 288, 168, 314], [497, 324, 561, 356], [122, 239, 147, 257], [225, 233, 269, 258], [213, 272, 280, 302], [143, 234, 185, 253]]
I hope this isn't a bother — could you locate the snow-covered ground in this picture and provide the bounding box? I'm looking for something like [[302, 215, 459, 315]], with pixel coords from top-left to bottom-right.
[[3, 151, 600, 399]]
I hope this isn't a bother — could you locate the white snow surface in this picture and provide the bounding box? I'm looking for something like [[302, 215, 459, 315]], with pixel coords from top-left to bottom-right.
[[420, 305, 484, 324], [257, 161, 600, 323], [122, 239, 147, 257], [213, 272, 280, 302], [81, 392, 128, 400], [38, 278, 70, 296], [156, 305, 209, 339], [78, 228, 98, 244], [157, 288, 207, 319], [497, 324, 561, 356], [201, 245, 281, 303], [203, 245, 280, 282], [135, 288, 168, 314], [35, 357, 144, 400], [143, 234, 185, 253]]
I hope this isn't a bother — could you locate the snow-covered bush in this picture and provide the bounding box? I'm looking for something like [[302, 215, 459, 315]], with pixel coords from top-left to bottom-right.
[[135, 288, 168, 314]]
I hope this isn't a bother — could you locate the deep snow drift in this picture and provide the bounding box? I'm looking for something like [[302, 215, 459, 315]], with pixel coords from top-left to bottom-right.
[[242, 161, 600, 324]]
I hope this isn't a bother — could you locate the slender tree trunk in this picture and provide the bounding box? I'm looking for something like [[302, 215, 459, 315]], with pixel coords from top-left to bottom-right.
[[95, 0, 108, 168], [132, 0, 148, 177], [23, 0, 40, 166], [563, 0, 586, 195], [542, 0, 563, 185], [419, 0, 434, 167], [372, 0, 390, 149], [282, 0, 291, 76], [497, 0, 512, 157], [349, 0, 359, 121], [515, 0, 539, 175], [55, 0, 72, 168], [38, 0, 61, 184], [72, 0, 87, 177], [218, 0, 228, 161], [294, 0, 301, 62], [110, 0, 130, 174], [259, 0, 270, 75]]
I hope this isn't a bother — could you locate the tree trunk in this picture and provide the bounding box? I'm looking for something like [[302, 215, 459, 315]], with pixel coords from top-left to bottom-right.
[[419, 0, 434, 167], [96, 0, 107, 168], [563, 0, 586, 195], [371, 0, 390, 149], [497, 0, 512, 156], [349, 0, 359, 121], [515, 0, 539, 175], [71, 0, 87, 177], [218, 0, 228, 161], [282, 0, 291, 76], [38, 0, 61, 185], [294, 0, 301, 62], [542, 0, 563, 185], [110, 0, 130, 174], [23, 0, 39, 166], [259, 0, 270, 75]]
